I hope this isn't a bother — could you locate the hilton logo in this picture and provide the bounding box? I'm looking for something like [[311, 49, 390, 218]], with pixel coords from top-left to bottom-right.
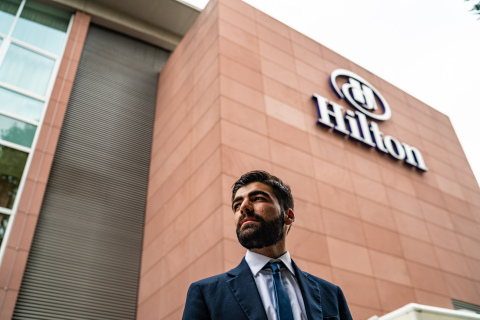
[[312, 69, 428, 172]]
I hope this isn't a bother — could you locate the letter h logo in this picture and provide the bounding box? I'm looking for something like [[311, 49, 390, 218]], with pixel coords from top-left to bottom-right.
[[342, 78, 377, 111]]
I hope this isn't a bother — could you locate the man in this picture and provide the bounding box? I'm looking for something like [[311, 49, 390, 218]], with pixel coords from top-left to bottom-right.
[[182, 170, 352, 320]]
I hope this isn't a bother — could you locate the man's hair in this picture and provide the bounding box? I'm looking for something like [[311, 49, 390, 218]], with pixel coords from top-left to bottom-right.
[[231, 170, 294, 212]]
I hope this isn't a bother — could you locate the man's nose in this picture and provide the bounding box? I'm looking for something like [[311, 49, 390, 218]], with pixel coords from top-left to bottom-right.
[[240, 199, 253, 214]]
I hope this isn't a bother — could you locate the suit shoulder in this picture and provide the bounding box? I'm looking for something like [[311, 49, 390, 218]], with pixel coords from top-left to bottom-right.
[[190, 271, 230, 287], [302, 271, 340, 291], [301, 271, 335, 286], [188, 259, 249, 292]]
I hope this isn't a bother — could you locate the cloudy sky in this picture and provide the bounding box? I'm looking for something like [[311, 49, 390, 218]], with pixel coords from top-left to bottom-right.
[[184, 0, 480, 184]]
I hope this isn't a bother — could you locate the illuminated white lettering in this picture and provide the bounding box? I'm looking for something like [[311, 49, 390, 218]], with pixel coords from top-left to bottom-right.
[[403, 142, 428, 171], [355, 111, 376, 147], [384, 135, 406, 160], [369, 122, 388, 153], [312, 93, 427, 171], [312, 94, 349, 135], [346, 110, 363, 141]]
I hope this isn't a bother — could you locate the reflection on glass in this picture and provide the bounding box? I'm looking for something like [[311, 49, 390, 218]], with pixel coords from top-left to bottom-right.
[[0, 87, 44, 122], [0, 44, 54, 96], [12, 1, 70, 55], [0, 213, 10, 247], [0, 0, 21, 35], [0, 114, 36, 147], [0, 144, 28, 209]]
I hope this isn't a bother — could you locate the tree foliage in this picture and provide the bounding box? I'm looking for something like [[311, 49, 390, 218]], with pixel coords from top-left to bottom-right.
[[466, 0, 480, 18]]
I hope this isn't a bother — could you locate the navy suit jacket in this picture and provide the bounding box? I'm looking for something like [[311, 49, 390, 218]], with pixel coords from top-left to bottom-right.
[[182, 258, 353, 320]]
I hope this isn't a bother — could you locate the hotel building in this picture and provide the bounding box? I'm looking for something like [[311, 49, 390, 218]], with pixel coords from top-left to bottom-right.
[[0, 0, 479, 318]]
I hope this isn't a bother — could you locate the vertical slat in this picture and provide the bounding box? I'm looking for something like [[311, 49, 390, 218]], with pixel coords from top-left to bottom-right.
[[13, 25, 169, 319]]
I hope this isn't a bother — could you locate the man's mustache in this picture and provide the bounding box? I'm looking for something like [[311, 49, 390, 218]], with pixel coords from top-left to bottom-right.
[[236, 212, 266, 229]]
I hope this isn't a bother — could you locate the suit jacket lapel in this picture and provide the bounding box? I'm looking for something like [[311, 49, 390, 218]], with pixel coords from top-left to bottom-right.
[[226, 258, 268, 320], [292, 260, 323, 319]]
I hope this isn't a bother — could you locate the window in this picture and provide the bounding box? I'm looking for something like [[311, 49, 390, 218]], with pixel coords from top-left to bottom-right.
[[0, 0, 72, 251]]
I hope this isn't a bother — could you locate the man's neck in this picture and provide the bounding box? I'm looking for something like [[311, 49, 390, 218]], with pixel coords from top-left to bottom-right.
[[250, 242, 287, 259]]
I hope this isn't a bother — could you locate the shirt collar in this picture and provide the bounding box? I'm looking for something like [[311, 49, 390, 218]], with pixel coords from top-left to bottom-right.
[[245, 250, 296, 277]]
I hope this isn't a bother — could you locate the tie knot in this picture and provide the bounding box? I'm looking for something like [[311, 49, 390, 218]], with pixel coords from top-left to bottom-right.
[[267, 262, 281, 273]]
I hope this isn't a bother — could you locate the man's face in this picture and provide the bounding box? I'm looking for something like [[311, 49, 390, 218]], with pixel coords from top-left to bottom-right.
[[232, 182, 285, 249]]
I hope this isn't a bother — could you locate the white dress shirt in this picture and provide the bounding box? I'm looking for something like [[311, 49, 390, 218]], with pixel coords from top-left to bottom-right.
[[245, 250, 307, 320]]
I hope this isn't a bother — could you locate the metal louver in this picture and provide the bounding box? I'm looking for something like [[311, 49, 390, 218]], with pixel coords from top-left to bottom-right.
[[453, 299, 480, 314], [13, 25, 169, 319]]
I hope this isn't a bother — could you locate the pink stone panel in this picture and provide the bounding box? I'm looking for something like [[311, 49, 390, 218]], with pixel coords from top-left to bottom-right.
[[349, 305, 383, 320], [414, 290, 453, 309], [294, 257, 333, 284], [267, 117, 310, 153], [313, 158, 354, 193], [363, 223, 403, 257], [327, 237, 373, 276], [376, 280, 416, 313], [288, 228, 329, 265], [292, 200, 325, 234], [370, 251, 411, 286], [218, 2, 256, 36], [332, 268, 381, 310], [399, 235, 440, 268], [324, 210, 366, 246], [357, 197, 396, 230], [407, 261, 449, 295], [444, 273, 480, 304], [138, 3, 222, 318], [219, 55, 263, 90], [434, 247, 473, 278], [140, 0, 480, 318], [220, 96, 268, 136], [316, 181, 360, 218], [221, 146, 272, 178]]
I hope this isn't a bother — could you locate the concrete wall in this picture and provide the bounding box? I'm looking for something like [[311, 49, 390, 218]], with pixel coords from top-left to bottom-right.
[[138, 0, 480, 318]]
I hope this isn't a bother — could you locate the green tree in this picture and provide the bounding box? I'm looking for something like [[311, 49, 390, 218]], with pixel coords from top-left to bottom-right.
[[466, 0, 480, 18], [0, 145, 28, 209], [0, 121, 36, 148]]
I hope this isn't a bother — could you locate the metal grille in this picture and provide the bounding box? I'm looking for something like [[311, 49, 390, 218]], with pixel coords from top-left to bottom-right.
[[453, 299, 480, 314], [13, 25, 169, 319]]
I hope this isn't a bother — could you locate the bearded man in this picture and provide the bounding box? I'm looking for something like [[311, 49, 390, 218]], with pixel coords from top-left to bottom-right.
[[182, 170, 353, 320]]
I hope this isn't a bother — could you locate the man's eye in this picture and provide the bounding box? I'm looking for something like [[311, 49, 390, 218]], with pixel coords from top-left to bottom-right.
[[233, 204, 240, 211], [253, 197, 263, 201]]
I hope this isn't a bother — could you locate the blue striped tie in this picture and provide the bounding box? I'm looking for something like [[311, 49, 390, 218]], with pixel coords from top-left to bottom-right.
[[267, 263, 294, 320]]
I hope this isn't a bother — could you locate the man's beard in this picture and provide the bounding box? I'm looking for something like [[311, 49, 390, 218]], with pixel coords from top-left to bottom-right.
[[236, 211, 285, 250]]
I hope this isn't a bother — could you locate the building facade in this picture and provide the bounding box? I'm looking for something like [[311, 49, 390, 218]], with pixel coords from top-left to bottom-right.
[[0, 0, 479, 319]]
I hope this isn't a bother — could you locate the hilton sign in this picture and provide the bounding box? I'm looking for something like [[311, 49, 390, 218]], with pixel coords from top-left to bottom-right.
[[312, 69, 428, 172]]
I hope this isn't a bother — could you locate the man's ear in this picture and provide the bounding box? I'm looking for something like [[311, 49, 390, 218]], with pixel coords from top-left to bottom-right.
[[284, 209, 295, 226]]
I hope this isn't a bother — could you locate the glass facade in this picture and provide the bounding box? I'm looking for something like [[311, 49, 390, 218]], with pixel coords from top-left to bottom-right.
[[0, 1, 21, 35], [0, 0, 71, 248], [0, 44, 56, 96], [0, 145, 28, 209]]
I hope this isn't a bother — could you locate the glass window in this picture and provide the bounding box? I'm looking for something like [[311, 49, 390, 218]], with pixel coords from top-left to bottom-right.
[[0, 213, 10, 247], [0, 114, 36, 147], [12, 1, 70, 55], [0, 145, 28, 209], [0, 0, 71, 255], [0, 43, 55, 96], [0, 0, 21, 35], [0, 87, 44, 122]]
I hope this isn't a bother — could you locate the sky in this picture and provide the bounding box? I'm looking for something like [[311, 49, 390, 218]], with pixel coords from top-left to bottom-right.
[[184, 0, 480, 185]]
